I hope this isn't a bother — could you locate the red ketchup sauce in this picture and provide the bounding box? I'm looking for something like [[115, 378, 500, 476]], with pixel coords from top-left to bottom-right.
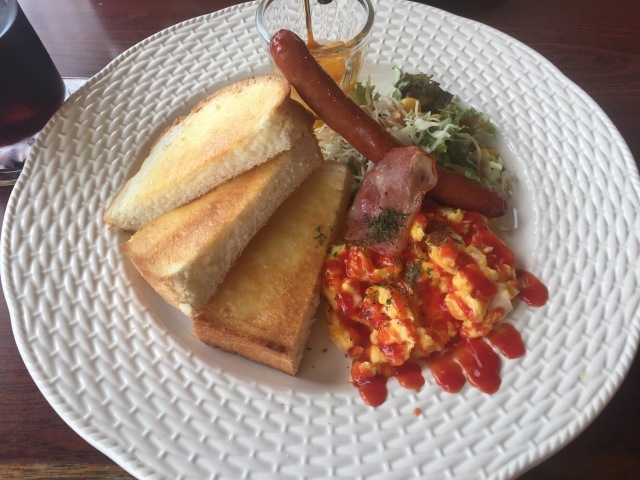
[[486, 322, 526, 359], [355, 363, 425, 407], [428, 336, 503, 394], [516, 269, 549, 307], [454, 337, 502, 393], [355, 374, 388, 407], [393, 362, 425, 391], [427, 348, 466, 393]]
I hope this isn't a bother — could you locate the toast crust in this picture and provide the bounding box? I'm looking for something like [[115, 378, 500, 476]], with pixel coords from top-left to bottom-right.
[[193, 162, 354, 375]]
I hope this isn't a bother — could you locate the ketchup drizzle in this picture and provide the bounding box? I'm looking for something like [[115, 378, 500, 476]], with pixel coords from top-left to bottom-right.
[[393, 362, 425, 391], [355, 374, 387, 407], [486, 322, 525, 359], [454, 337, 502, 394], [428, 334, 509, 395], [427, 348, 466, 393], [516, 269, 549, 307]]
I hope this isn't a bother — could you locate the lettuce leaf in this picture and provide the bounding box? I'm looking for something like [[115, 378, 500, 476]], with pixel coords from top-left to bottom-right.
[[392, 67, 454, 113]]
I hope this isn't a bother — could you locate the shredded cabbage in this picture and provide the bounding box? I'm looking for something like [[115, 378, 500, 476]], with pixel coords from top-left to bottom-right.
[[315, 69, 516, 199]]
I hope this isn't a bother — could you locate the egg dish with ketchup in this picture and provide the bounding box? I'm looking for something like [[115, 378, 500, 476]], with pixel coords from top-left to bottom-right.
[[322, 200, 520, 391]]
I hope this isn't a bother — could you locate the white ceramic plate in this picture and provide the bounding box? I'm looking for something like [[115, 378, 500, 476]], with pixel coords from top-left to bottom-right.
[[3, 1, 640, 479]]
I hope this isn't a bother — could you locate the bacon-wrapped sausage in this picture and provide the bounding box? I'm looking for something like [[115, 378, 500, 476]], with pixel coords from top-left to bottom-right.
[[269, 30, 507, 254]]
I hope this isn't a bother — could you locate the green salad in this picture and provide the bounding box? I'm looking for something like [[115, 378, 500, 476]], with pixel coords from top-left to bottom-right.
[[315, 67, 515, 199]]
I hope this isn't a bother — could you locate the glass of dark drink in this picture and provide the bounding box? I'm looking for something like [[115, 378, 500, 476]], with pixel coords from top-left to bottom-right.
[[0, 0, 66, 185]]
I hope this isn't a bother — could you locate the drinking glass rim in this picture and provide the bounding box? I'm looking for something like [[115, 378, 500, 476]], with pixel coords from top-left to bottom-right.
[[255, 0, 375, 53]]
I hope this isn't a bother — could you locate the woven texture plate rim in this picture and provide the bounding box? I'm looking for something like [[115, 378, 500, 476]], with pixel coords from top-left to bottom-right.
[[3, 1, 640, 479]]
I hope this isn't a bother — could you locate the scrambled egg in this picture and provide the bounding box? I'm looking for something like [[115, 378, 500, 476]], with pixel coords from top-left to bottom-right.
[[321, 202, 519, 384]]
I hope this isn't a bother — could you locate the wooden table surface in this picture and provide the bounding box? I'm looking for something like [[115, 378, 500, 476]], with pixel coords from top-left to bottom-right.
[[1, 0, 639, 478]]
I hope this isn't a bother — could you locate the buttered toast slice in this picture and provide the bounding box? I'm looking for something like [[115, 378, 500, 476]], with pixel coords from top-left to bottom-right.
[[104, 75, 313, 231], [193, 162, 353, 375], [121, 130, 323, 317]]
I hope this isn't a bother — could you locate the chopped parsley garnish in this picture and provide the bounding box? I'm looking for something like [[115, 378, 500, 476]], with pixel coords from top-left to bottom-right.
[[426, 222, 454, 245], [359, 208, 407, 245], [404, 261, 422, 288], [314, 225, 327, 245]]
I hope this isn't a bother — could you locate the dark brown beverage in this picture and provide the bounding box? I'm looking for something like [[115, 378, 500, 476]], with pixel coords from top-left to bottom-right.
[[0, 0, 65, 146]]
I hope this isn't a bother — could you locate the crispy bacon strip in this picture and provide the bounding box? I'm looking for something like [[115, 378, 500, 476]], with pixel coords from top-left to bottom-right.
[[345, 147, 438, 255]]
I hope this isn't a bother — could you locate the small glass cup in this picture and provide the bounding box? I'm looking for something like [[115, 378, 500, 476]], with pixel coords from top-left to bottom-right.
[[256, 0, 374, 97], [0, 0, 66, 186]]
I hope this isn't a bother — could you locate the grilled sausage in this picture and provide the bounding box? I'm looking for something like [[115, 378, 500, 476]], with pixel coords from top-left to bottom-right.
[[269, 29, 507, 218], [270, 29, 398, 161], [431, 165, 507, 218]]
